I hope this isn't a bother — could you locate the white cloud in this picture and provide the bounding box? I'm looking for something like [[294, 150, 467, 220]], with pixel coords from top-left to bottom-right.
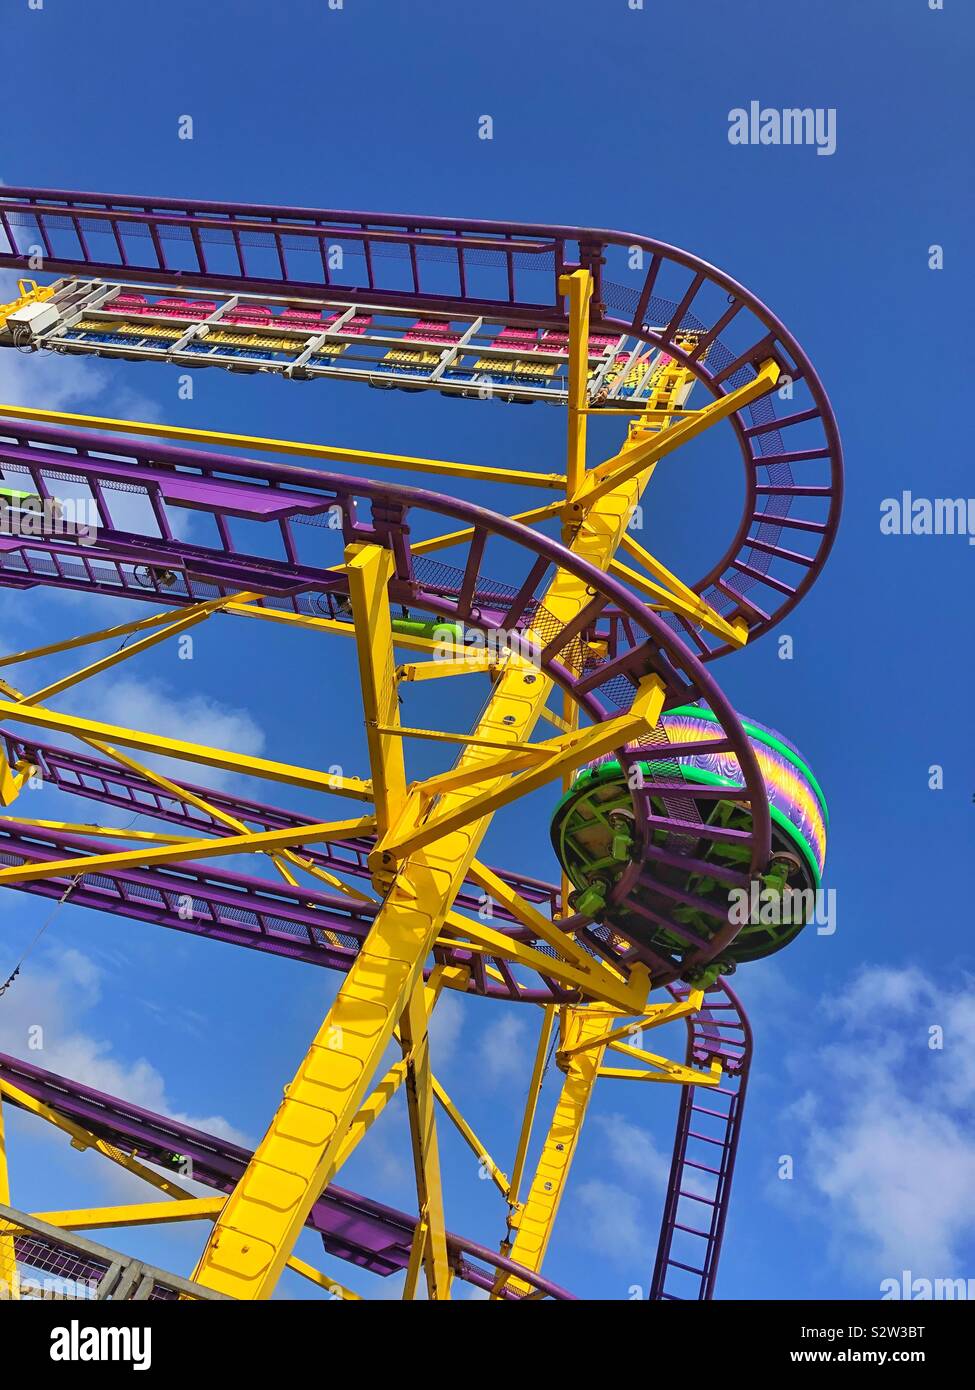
[[428, 990, 464, 1065], [591, 1111, 669, 1186], [788, 965, 975, 1281], [572, 1178, 647, 1265], [60, 673, 266, 792], [0, 305, 159, 424], [0, 944, 247, 1146], [477, 1012, 531, 1088]]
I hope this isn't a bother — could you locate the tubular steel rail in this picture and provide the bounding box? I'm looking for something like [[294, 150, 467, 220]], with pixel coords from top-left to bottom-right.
[[651, 980, 752, 1299], [0, 1057, 574, 1301], [0, 186, 843, 659], [0, 188, 838, 1301]]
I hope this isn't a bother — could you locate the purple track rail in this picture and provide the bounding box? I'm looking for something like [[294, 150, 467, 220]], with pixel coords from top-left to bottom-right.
[[0, 187, 831, 1300], [652, 979, 752, 1299], [0, 1050, 574, 1300], [0, 437, 774, 985], [0, 186, 843, 659]]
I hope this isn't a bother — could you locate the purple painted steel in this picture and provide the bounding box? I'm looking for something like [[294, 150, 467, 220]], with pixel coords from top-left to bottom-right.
[[0, 420, 773, 979], [0, 192, 834, 1299], [650, 978, 752, 1300], [1, 731, 561, 915], [0, 1049, 575, 1300], [0, 186, 843, 658], [0, 819, 573, 1002]]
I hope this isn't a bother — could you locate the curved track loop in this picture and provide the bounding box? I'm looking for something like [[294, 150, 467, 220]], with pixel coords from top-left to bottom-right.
[[0, 187, 843, 658], [0, 422, 771, 982], [0, 1051, 575, 1300]]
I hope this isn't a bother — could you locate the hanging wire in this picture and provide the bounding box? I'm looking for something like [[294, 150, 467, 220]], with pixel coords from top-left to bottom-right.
[[0, 802, 145, 999], [0, 878, 77, 998]]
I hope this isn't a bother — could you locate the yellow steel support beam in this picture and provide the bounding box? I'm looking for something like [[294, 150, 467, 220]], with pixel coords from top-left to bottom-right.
[[189, 356, 683, 1298], [396, 654, 500, 683], [0, 598, 375, 903], [399, 979, 452, 1299], [0, 816, 376, 886], [619, 531, 749, 645], [0, 278, 55, 330], [430, 1076, 510, 1200], [409, 500, 567, 557], [0, 401, 566, 490], [0, 816, 195, 844], [33, 1197, 225, 1231], [499, 1006, 610, 1294], [597, 1059, 722, 1085], [464, 859, 650, 1009], [1, 1078, 342, 1293], [440, 910, 647, 1013], [0, 1093, 18, 1300], [286, 1258, 362, 1300], [557, 991, 704, 1059], [0, 696, 372, 799], [578, 359, 781, 508], [0, 1078, 193, 1201], [224, 601, 464, 655], [0, 748, 33, 807], [345, 544, 408, 837], [608, 556, 747, 647], [560, 269, 593, 498], [378, 696, 662, 862], [0, 602, 218, 671], [17, 592, 256, 706], [508, 1005, 556, 1214]]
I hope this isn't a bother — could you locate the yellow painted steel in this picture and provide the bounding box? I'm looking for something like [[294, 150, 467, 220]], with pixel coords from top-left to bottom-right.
[[32, 1198, 226, 1231], [0, 816, 196, 844], [0, 696, 372, 799], [399, 978, 452, 1299], [286, 1259, 362, 1300], [187, 267, 719, 1299], [3, 1080, 360, 1293], [558, 992, 704, 1058], [409, 500, 566, 557], [597, 1060, 722, 1084], [499, 1006, 611, 1294], [377, 702, 661, 862], [0, 279, 55, 330], [608, 556, 746, 646], [578, 359, 780, 507], [0, 748, 32, 807], [508, 1006, 556, 1216], [0, 816, 376, 886], [0, 1095, 18, 1300], [0, 266, 746, 1302], [0, 401, 566, 490], [439, 910, 647, 1014], [0, 600, 227, 670], [17, 592, 256, 706], [396, 654, 500, 683], [430, 1076, 510, 1199], [0, 595, 375, 904], [561, 270, 592, 498], [346, 544, 408, 837], [0, 1077, 193, 1201]]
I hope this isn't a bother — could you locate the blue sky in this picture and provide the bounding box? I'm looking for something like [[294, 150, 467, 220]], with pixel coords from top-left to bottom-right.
[[0, 0, 973, 1300]]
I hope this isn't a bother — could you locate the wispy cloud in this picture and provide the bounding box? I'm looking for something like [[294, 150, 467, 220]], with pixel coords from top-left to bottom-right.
[[785, 965, 975, 1280], [0, 944, 248, 1145]]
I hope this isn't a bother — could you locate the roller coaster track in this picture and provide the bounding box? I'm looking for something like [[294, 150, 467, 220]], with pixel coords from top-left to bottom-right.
[[0, 186, 842, 659], [0, 1051, 575, 1300], [0, 187, 835, 1301]]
